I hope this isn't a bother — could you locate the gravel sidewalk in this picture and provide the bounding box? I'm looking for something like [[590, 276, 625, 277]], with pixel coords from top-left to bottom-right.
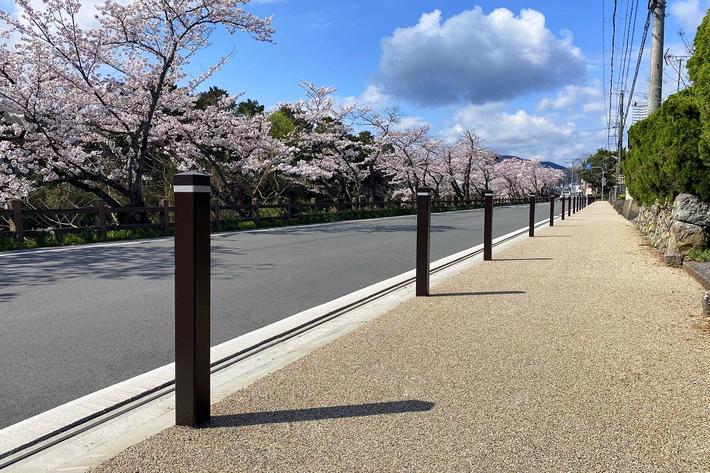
[[93, 202, 710, 472]]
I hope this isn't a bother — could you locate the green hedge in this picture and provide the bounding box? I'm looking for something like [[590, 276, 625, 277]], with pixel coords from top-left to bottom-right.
[[624, 89, 709, 205], [624, 9, 710, 205], [688, 11, 710, 162]]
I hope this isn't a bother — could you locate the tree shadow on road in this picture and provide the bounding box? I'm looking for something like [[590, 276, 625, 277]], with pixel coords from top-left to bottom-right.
[[0, 242, 276, 299], [207, 400, 434, 428]]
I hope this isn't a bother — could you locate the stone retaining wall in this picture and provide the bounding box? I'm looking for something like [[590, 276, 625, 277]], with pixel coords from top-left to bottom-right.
[[633, 194, 709, 266]]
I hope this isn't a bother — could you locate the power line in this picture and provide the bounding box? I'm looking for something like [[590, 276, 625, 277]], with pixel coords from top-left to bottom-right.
[[622, 6, 652, 129], [611, 0, 629, 153], [607, 0, 618, 148], [613, 0, 641, 157], [602, 0, 607, 144], [620, 0, 640, 97], [664, 50, 691, 92], [618, 0, 633, 91], [612, 0, 632, 150]]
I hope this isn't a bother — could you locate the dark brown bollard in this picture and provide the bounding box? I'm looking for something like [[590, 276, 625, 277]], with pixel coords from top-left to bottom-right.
[[174, 172, 211, 427], [416, 187, 433, 297], [561, 196, 566, 220], [549, 196, 555, 227], [484, 193, 493, 261], [567, 197, 571, 217], [529, 195, 536, 237]]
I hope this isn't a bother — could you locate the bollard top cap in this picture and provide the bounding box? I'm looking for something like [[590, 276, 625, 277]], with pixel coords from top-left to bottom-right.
[[174, 171, 211, 192], [416, 187, 434, 195], [174, 172, 211, 185]]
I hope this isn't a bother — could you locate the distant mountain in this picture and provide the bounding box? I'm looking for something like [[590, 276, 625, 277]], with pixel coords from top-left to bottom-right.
[[540, 161, 567, 171], [496, 154, 567, 171]]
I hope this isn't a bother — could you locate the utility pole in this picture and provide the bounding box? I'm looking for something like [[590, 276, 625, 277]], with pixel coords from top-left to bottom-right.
[[616, 89, 624, 185], [648, 0, 666, 114], [664, 50, 691, 93]]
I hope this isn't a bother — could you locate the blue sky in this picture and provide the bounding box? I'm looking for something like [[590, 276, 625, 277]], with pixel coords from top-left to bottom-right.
[[198, 0, 706, 165], [2, 0, 707, 164], [214, 0, 604, 106]]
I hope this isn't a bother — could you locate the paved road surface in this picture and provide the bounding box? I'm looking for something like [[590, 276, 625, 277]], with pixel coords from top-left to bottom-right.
[[0, 202, 560, 428]]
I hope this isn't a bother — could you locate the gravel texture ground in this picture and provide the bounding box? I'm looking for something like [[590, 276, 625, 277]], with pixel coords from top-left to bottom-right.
[[92, 203, 710, 472]]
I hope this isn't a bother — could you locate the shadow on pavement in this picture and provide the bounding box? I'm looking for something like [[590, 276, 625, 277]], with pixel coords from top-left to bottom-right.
[[208, 400, 435, 427]]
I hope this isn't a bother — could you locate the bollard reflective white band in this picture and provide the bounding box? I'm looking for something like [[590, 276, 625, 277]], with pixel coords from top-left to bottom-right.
[[174, 185, 211, 194], [416, 192, 431, 196]]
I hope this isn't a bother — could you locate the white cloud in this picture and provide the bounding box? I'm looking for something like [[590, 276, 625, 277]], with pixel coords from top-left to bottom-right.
[[357, 85, 391, 107], [670, 0, 709, 33], [537, 83, 603, 112], [340, 85, 392, 108], [445, 102, 604, 163], [395, 115, 429, 130], [377, 6, 586, 106]]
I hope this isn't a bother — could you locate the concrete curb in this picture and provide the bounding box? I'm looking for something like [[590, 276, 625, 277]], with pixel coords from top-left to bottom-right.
[[1, 212, 563, 471]]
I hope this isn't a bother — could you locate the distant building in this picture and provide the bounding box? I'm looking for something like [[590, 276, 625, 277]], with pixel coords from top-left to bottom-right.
[[630, 102, 648, 125]]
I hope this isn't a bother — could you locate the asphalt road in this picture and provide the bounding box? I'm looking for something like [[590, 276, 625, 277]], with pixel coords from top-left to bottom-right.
[[0, 202, 561, 428]]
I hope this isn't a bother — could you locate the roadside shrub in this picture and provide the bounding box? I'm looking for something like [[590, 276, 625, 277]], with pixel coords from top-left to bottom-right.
[[624, 89, 709, 204], [687, 248, 710, 262], [239, 221, 257, 230], [0, 237, 18, 251], [106, 229, 133, 241], [625, 10, 710, 205], [687, 11, 710, 163], [34, 232, 59, 247], [62, 234, 86, 246], [80, 229, 99, 243], [22, 238, 38, 249]]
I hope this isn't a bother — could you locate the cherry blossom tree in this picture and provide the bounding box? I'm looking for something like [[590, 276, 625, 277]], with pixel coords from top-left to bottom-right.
[[444, 130, 497, 200], [493, 158, 563, 197], [0, 0, 273, 208], [173, 94, 294, 204], [375, 124, 438, 199], [281, 82, 376, 201], [524, 159, 563, 195], [356, 106, 402, 199]]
